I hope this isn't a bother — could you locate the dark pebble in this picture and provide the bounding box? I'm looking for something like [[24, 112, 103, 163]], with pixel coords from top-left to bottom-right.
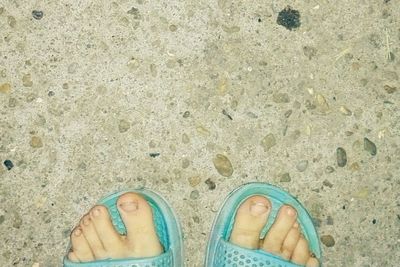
[[4, 159, 14, 170], [190, 190, 200, 200], [222, 109, 233, 120], [364, 137, 377, 156], [0, 215, 4, 224], [48, 91, 55, 97], [321, 235, 335, 247], [183, 111, 190, 118], [205, 178, 216, 190], [149, 153, 160, 158], [336, 147, 347, 167], [372, 219, 377, 224], [32, 10, 43, 20], [323, 179, 333, 188], [277, 6, 301, 30]]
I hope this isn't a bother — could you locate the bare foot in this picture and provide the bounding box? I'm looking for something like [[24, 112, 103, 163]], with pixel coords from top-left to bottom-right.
[[68, 192, 163, 262], [229, 196, 319, 267]]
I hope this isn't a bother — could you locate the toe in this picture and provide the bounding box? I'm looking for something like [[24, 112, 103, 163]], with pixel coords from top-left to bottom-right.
[[306, 257, 320, 267], [117, 192, 163, 257], [67, 251, 80, 262], [291, 237, 310, 265], [80, 214, 107, 259], [262, 205, 297, 254], [89, 205, 123, 251], [229, 196, 270, 249], [70, 227, 94, 261], [281, 226, 301, 260]]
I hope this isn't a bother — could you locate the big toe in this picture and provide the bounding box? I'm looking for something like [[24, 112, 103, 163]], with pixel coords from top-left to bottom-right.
[[262, 205, 297, 254], [117, 192, 163, 257], [229, 196, 271, 249]]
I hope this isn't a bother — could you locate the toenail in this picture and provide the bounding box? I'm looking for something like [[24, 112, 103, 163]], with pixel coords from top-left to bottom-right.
[[119, 201, 138, 212], [83, 217, 90, 225], [250, 201, 269, 216], [74, 229, 82, 236], [92, 208, 101, 217], [286, 206, 296, 217]]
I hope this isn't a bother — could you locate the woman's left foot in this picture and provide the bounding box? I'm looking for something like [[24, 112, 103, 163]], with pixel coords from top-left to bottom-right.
[[68, 192, 163, 262]]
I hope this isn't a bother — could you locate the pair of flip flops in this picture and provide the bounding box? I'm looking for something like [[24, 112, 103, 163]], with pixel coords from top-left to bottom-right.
[[63, 183, 322, 267]]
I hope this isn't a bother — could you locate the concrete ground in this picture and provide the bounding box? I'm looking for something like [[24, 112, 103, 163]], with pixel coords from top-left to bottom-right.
[[1, 0, 399, 266]]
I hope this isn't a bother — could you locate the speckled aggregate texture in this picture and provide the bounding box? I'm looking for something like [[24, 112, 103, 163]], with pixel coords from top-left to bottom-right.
[[0, 0, 399, 266]]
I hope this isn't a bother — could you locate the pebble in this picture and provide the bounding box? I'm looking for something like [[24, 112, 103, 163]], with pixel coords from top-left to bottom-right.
[[277, 6, 301, 30], [364, 137, 377, 156], [22, 74, 33, 87], [127, 7, 142, 19], [315, 94, 329, 113], [384, 85, 397, 94], [190, 190, 200, 200], [0, 215, 4, 224], [272, 92, 290, 103], [0, 83, 11, 94], [280, 173, 291, 182], [205, 178, 216, 190], [261, 133, 276, 151], [336, 147, 347, 167], [4, 160, 14, 170], [32, 10, 44, 20], [118, 119, 131, 133], [30, 136, 43, 148], [188, 176, 201, 187], [340, 106, 352, 116], [182, 158, 190, 169], [183, 111, 190, 118], [320, 235, 335, 247], [323, 179, 333, 188], [284, 110, 293, 118], [296, 160, 308, 172], [7, 16, 16, 27], [212, 154, 234, 177], [149, 153, 160, 158], [169, 24, 178, 32], [182, 133, 190, 144], [325, 166, 335, 173]]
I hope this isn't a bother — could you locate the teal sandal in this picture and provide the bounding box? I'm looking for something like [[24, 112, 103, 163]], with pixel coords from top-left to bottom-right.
[[63, 188, 184, 267], [205, 182, 322, 267]]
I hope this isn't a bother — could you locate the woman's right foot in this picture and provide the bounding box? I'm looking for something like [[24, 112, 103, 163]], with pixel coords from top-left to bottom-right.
[[229, 196, 319, 267]]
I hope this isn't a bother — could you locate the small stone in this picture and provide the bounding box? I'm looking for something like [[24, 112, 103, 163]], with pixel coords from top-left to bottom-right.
[[384, 85, 397, 94], [296, 160, 308, 172], [303, 46, 317, 59], [118, 119, 130, 133], [127, 7, 142, 19], [212, 154, 234, 177], [325, 166, 335, 173], [22, 74, 33, 87], [149, 152, 160, 158], [0, 83, 11, 94], [7, 16, 16, 27], [364, 138, 377, 156], [280, 173, 291, 182], [188, 176, 201, 187], [169, 24, 177, 32], [340, 106, 352, 116], [261, 134, 276, 151], [345, 131, 353, 136], [182, 158, 190, 169], [190, 190, 200, 200], [350, 162, 360, 171], [284, 110, 293, 118], [327, 216, 334, 225], [183, 111, 190, 118], [205, 178, 216, 190], [48, 91, 55, 97], [193, 216, 200, 223], [323, 179, 333, 188], [320, 235, 335, 247], [372, 219, 377, 224], [4, 160, 14, 170], [272, 92, 290, 103], [277, 6, 301, 30], [182, 133, 190, 144], [30, 136, 43, 148], [315, 94, 329, 113], [12, 213, 22, 229], [0, 215, 4, 224], [32, 10, 43, 20], [336, 147, 347, 167]]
